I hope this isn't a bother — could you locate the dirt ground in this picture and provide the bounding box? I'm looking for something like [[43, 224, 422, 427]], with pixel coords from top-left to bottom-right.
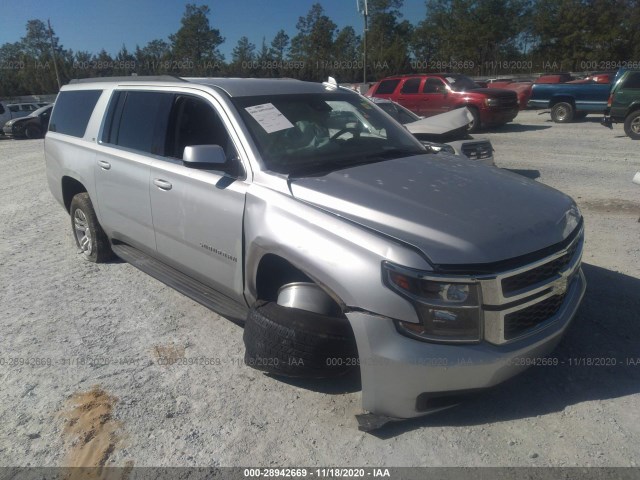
[[0, 110, 639, 468]]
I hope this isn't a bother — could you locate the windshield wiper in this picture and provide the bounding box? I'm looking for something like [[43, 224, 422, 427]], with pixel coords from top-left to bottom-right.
[[363, 148, 424, 160], [287, 149, 423, 178]]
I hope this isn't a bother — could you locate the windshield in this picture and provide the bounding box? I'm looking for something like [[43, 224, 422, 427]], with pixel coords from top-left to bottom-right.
[[446, 75, 481, 92], [232, 92, 425, 175]]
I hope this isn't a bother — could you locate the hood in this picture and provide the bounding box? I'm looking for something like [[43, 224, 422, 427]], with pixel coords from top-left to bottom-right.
[[464, 87, 517, 98], [289, 155, 580, 266], [5, 117, 28, 127], [405, 108, 472, 135]]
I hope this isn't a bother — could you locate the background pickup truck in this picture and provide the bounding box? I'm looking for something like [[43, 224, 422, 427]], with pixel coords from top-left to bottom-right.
[[528, 81, 611, 122]]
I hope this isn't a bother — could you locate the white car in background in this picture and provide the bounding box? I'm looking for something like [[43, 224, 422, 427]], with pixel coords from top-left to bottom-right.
[[0, 102, 48, 134], [368, 97, 495, 167]]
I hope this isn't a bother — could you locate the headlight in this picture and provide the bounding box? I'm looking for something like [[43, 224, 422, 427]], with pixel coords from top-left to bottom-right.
[[382, 262, 482, 343], [421, 141, 456, 155], [485, 98, 499, 107]]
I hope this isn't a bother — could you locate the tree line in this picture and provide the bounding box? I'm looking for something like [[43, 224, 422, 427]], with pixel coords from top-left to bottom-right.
[[1, 0, 639, 97]]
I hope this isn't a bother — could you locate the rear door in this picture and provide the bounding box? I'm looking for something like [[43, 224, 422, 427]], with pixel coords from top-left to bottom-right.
[[148, 93, 248, 301], [94, 90, 173, 253], [395, 77, 424, 114]]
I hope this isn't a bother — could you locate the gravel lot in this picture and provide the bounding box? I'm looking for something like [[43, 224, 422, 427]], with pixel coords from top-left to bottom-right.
[[0, 110, 639, 468]]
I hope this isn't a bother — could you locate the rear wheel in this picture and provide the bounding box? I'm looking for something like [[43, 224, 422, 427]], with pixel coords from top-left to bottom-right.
[[69, 193, 113, 263], [243, 300, 357, 378], [624, 111, 640, 140], [550, 102, 574, 123]]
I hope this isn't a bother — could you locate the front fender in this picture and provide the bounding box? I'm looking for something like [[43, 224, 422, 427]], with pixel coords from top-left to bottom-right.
[[243, 183, 428, 323]]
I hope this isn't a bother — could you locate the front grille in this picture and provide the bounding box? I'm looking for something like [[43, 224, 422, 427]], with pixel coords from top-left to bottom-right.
[[501, 239, 579, 295], [499, 97, 519, 109], [479, 227, 584, 344], [503, 293, 566, 340], [461, 141, 492, 160]]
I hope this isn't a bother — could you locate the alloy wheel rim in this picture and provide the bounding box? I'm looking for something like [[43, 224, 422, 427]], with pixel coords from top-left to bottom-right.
[[73, 209, 93, 256]]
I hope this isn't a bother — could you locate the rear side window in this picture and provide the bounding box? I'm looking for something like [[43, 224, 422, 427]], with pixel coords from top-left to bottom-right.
[[400, 78, 422, 94], [104, 91, 173, 155], [622, 72, 640, 89], [49, 90, 102, 137], [375, 79, 401, 95]]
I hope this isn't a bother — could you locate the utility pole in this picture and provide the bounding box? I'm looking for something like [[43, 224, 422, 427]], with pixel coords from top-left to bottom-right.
[[47, 19, 61, 90], [357, 0, 368, 85]]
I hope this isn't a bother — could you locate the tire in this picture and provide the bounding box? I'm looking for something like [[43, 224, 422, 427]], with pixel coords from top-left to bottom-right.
[[24, 125, 42, 139], [624, 111, 640, 140], [69, 193, 113, 263], [551, 102, 574, 123], [243, 301, 357, 378], [466, 107, 481, 133]]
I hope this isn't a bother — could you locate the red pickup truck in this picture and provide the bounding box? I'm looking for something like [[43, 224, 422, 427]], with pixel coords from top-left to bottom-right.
[[367, 73, 519, 132]]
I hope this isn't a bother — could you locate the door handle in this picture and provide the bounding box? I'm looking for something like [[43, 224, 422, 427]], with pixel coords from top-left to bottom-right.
[[97, 160, 111, 170], [153, 178, 172, 191]]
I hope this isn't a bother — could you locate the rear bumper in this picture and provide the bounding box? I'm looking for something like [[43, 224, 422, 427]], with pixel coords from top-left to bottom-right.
[[346, 268, 586, 419]]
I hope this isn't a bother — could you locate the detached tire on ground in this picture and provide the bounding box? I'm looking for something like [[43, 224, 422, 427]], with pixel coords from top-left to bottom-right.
[[69, 193, 113, 263], [624, 111, 640, 140], [243, 301, 357, 378], [550, 102, 574, 123]]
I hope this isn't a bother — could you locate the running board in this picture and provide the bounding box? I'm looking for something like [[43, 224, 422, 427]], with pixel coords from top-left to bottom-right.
[[111, 243, 249, 324]]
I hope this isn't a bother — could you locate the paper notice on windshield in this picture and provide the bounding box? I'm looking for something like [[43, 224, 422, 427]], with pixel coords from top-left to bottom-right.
[[245, 103, 294, 133], [446, 77, 455, 83]]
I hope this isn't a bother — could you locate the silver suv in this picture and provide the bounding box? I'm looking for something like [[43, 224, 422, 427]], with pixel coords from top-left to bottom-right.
[[45, 76, 586, 429]]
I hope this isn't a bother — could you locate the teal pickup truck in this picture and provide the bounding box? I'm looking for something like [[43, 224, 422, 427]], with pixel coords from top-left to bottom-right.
[[528, 75, 614, 123]]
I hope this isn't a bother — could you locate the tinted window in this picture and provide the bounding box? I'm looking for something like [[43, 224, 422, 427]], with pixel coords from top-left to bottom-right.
[[49, 90, 102, 137], [376, 102, 400, 121], [423, 78, 446, 94], [0, 104, 4, 114], [114, 91, 173, 154], [622, 72, 640, 89], [400, 78, 421, 94], [8, 105, 19, 113], [375, 79, 401, 94]]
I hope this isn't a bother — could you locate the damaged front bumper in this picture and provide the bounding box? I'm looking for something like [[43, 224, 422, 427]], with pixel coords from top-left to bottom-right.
[[346, 268, 586, 427]]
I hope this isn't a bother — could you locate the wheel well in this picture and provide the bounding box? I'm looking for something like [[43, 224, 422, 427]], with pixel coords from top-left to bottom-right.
[[61, 176, 87, 213], [255, 254, 313, 302], [626, 104, 640, 117], [550, 97, 575, 108]]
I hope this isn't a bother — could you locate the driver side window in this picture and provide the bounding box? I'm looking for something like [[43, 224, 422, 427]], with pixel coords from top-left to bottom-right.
[[423, 78, 446, 94], [165, 95, 238, 162]]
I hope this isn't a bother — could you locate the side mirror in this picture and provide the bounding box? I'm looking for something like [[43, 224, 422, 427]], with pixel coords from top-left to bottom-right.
[[183, 145, 227, 169]]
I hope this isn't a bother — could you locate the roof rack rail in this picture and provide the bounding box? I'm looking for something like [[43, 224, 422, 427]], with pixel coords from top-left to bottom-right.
[[69, 75, 185, 84]]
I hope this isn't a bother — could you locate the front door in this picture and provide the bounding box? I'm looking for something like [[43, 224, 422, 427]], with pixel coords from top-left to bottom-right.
[[149, 94, 248, 301]]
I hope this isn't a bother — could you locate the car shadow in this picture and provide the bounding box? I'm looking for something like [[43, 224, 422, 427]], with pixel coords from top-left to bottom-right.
[[369, 263, 640, 438], [486, 123, 552, 133], [504, 168, 541, 180]]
